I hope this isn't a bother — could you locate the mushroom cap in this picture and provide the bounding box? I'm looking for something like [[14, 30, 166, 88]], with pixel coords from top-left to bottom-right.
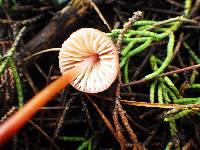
[[59, 28, 119, 93]]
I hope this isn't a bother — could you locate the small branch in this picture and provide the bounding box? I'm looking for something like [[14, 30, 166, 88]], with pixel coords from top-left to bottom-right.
[[28, 120, 60, 150], [113, 105, 127, 150], [158, 64, 200, 78], [53, 97, 75, 140], [173, 32, 184, 57], [121, 64, 200, 86], [88, 0, 111, 31], [5, 26, 27, 58], [116, 11, 143, 51], [116, 101, 138, 143], [84, 94, 121, 144], [23, 48, 60, 62], [120, 100, 200, 110]]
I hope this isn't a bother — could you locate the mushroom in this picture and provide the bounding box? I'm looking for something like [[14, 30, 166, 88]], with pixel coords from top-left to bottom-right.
[[59, 28, 119, 93], [0, 28, 119, 144]]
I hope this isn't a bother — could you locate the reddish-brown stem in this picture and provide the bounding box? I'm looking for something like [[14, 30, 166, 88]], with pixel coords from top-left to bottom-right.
[[0, 55, 98, 144]]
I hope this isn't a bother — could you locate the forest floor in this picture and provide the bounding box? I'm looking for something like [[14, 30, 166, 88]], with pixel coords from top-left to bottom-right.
[[0, 0, 200, 150]]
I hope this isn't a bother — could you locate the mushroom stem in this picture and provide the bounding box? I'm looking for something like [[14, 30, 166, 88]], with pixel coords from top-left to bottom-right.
[[0, 54, 98, 144]]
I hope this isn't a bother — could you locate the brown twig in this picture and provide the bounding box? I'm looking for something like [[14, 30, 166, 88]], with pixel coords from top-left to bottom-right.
[[84, 94, 120, 144], [88, 0, 111, 31], [113, 11, 144, 149], [143, 123, 161, 146], [182, 139, 198, 150], [113, 105, 127, 150], [52, 96, 75, 140], [116, 101, 138, 143], [22, 66, 39, 94], [28, 120, 60, 150], [131, 48, 155, 81], [125, 114, 151, 134], [116, 11, 143, 51], [121, 64, 200, 86], [34, 63, 48, 80], [188, 0, 200, 17], [173, 32, 184, 57], [81, 99, 94, 132], [158, 64, 200, 78], [165, 0, 184, 8], [120, 100, 200, 110]]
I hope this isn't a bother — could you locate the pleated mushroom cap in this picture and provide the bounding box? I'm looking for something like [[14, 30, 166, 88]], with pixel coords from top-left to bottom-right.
[[59, 28, 119, 93]]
